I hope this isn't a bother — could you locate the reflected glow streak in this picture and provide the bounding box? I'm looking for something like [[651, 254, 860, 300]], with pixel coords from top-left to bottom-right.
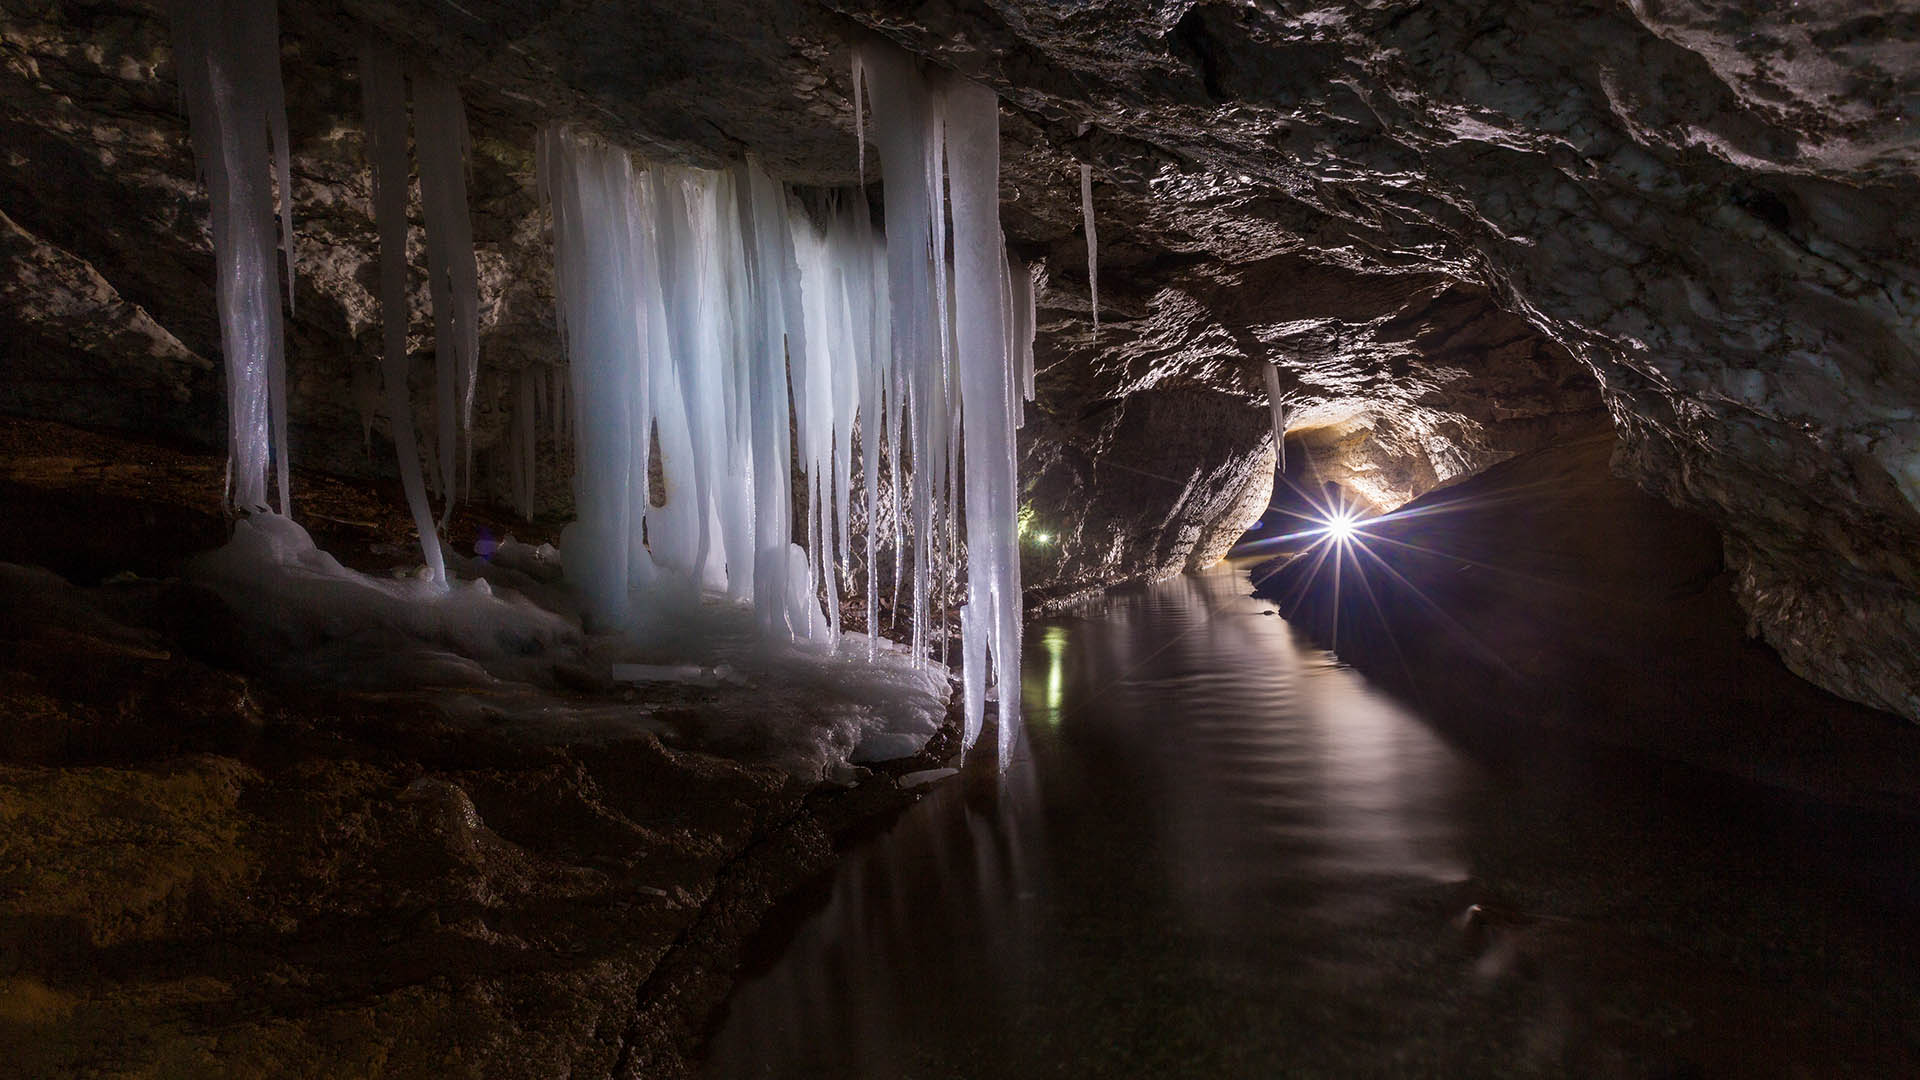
[[1042, 626, 1068, 716]]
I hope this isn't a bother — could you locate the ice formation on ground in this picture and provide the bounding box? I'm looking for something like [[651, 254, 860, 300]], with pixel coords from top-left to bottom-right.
[[169, 0, 295, 513], [185, 515, 944, 779], [190, 514, 580, 689]]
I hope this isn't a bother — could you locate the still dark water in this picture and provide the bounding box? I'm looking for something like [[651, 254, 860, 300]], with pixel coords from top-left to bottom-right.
[[703, 564, 1920, 1077]]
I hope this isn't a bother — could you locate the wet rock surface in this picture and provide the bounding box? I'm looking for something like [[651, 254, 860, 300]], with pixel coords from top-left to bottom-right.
[[0, 417, 961, 1079], [830, 0, 1920, 719]]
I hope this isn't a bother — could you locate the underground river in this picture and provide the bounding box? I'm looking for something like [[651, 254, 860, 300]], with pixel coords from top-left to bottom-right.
[[704, 561, 1920, 1077]]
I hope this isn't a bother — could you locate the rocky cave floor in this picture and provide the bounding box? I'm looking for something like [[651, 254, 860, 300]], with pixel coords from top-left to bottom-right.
[[0, 415, 963, 1079]]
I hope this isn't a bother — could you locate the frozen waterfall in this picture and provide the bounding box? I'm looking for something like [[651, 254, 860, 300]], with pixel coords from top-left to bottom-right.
[[539, 42, 1032, 760], [170, 9, 1032, 766]]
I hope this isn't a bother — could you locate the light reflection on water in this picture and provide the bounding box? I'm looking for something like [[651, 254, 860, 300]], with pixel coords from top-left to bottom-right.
[[702, 564, 1920, 1077], [705, 566, 1481, 1076]]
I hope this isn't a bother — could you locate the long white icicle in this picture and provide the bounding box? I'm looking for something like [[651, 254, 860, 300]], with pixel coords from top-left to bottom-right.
[[169, 0, 295, 514], [945, 74, 1023, 766]]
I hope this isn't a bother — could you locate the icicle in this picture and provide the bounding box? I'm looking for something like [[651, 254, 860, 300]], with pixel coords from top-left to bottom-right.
[[513, 366, 538, 519], [1262, 363, 1289, 473], [534, 47, 1023, 761], [859, 40, 943, 665], [169, 0, 294, 514], [1015, 260, 1037, 404], [360, 42, 448, 585], [1080, 162, 1099, 338], [854, 194, 886, 659], [852, 53, 867, 188], [413, 71, 481, 524], [738, 160, 802, 640], [999, 245, 1038, 426], [950, 71, 1025, 766]]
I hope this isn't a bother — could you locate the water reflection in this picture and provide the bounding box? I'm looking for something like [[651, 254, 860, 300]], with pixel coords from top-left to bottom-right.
[[705, 566, 1480, 1077], [704, 563, 1920, 1077]]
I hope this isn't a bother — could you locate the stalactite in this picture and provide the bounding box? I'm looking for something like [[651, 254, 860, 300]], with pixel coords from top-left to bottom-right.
[[1081, 162, 1099, 339], [1263, 363, 1289, 473]]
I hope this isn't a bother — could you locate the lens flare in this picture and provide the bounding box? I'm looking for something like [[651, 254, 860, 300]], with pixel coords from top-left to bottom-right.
[[1230, 465, 1524, 672], [1323, 510, 1358, 542]]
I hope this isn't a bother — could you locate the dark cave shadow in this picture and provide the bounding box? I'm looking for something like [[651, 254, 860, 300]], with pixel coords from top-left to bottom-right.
[[1234, 435, 1920, 909]]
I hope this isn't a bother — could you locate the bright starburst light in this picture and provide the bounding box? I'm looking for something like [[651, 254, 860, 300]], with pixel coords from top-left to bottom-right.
[[1322, 509, 1359, 542], [1230, 456, 1538, 671]]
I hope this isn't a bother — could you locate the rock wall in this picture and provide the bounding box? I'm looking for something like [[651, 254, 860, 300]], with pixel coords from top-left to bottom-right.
[[1, 0, 1912, 718], [834, 0, 1920, 720]]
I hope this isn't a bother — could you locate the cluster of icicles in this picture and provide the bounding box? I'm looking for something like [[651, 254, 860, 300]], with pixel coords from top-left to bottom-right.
[[171, 2, 1039, 761]]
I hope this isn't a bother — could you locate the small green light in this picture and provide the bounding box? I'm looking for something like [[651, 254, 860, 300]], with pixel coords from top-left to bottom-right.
[[1035, 532, 1053, 544]]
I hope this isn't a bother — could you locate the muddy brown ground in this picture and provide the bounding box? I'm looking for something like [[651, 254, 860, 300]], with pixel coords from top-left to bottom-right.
[[0, 416, 959, 1078]]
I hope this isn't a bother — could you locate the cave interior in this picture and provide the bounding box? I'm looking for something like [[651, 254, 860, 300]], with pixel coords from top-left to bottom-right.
[[2, 0, 1918, 1076]]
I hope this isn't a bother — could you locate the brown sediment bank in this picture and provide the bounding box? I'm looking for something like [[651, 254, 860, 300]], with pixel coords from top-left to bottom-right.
[[0, 415, 960, 1078]]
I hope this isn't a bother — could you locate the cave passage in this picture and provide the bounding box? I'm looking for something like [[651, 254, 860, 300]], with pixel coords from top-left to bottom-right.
[[7, 2, 1920, 1072], [1238, 434, 1920, 789], [703, 556, 1920, 1079]]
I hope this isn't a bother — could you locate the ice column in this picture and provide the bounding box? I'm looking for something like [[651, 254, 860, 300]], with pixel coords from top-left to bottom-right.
[[737, 163, 803, 640], [169, 0, 295, 513], [359, 43, 447, 584]]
